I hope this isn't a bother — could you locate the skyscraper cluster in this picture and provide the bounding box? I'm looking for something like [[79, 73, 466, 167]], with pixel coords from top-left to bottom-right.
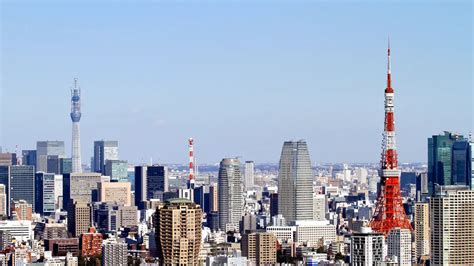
[[0, 44, 471, 265]]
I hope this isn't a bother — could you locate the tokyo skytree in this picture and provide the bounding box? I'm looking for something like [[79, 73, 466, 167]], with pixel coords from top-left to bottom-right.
[[70, 78, 82, 173]]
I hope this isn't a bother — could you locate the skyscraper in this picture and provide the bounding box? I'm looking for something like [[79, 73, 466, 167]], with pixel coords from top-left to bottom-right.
[[93, 141, 118, 173], [452, 140, 471, 187], [104, 160, 128, 182], [134, 166, 147, 207], [0, 184, 6, 217], [70, 78, 82, 173], [62, 173, 109, 210], [155, 198, 202, 265], [387, 228, 412, 265], [35, 172, 56, 216], [430, 185, 474, 265], [67, 201, 92, 237], [278, 140, 313, 222], [102, 239, 128, 266], [350, 227, 385, 265], [244, 160, 255, 188], [146, 165, 169, 200], [21, 150, 36, 168], [0, 167, 9, 215], [414, 202, 430, 260], [428, 131, 464, 194], [36, 141, 65, 172], [218, 158, 243, 231], [9, 165, 35, 211], [241, 232, 277, 265]]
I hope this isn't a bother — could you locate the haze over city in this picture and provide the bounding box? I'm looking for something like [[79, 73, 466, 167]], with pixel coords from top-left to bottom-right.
[[1, 2, 472, 164]]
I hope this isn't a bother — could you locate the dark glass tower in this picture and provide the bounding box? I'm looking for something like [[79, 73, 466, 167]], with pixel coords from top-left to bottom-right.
[[428, 131, 464, 194], [452, 140, 472, 188]]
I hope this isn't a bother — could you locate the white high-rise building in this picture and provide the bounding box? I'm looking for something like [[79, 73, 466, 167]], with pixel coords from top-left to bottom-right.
[[218, 158, 243, 231], [102, 239, 128, 266], [430, 185, 474, 265], [350, 227, 385, 266], [70, 78, 82, 173], [387, 228, 412, 265], [313, 194, 326, 221], [244, 161, 254, 189], [414, 202, 430, 260], [278, 140, 313, 222]]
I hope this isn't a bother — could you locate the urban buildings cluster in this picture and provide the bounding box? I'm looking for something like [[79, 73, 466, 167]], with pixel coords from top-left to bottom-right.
[[0, 47, 472, 266]]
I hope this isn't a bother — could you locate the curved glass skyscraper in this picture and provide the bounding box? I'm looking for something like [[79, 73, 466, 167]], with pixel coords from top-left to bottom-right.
[[278, 140, 314, 222], [218, 158, 243, 231]]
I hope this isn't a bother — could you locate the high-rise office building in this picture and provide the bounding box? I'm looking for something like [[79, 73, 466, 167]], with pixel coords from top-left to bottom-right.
[[54, 174, 63, 210], [350, 227, 385, 265], [387, 228, 412, 265], [0, 184, 6, 217], [63, 173, 109, 210], [93, 202, 137, 232], [104, 160, 128, 182], [70, 78, 82, 173], [0, 166, 10, 215], [452, 140, 472, 187], [313, 194, 326, 221], [209, 183, 218, 212], [36, 141, 65, 173], [59, 158, 72, 175], [134, 166, 147, 207], [146, 166, 168, 201], [428, 132, 464, 194], [9, 165, 35, 211], [241, 232, 277, 265], [93, 141, 118, 173], [21, 150, 36, 168], [278, 140, 313, 222], [35, 172, 56, 215], [46, 155, 60, 174], [67, 201, 92, 237], [270, 193, 278, 218], [430, 185, 474, 265], [98, 181, 131, 206], [414, 202, 430, 260], [244, 161, 255, 188], [218, 158, 243, 231], [102, 239, 127, 266], [155, 199, 202, 265]]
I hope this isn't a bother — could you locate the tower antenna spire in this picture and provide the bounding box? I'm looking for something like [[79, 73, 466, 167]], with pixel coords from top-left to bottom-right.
[[369, 41, 412, 235]]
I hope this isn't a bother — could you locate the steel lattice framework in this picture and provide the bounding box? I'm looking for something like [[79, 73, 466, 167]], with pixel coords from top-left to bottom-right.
[[369, 42, 412, 235]]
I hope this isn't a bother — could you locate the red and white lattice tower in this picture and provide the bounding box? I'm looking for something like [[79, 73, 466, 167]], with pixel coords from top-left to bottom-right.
[[369, 41, 412, 235], [188, 138, 195, 189]]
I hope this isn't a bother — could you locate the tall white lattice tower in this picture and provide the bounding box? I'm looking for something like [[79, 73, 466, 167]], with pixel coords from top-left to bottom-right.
[[70, 78, 82, 173]]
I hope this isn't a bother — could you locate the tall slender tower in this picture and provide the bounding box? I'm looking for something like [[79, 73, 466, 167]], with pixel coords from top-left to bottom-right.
[[188, 138, 195, 189], [70, 78, 82, 173], [369, 42, 412, 235]]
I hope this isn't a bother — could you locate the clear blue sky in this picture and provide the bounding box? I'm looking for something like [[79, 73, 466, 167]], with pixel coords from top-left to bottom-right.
[[1, 1, 472, 164]]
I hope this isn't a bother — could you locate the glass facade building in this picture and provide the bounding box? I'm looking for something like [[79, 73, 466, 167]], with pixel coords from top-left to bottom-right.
[[35, 172, 56, 215], [10, 165, 35, 211], [428, 132, 464, 194], [93, 141, 118, 173]]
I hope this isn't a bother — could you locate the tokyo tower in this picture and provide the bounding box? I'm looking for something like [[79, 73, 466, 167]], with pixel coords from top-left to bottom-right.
[[369, 41, 412, 235]]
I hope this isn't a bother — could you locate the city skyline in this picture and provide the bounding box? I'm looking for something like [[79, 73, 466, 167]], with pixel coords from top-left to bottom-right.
[[1, 2, 472, 164]]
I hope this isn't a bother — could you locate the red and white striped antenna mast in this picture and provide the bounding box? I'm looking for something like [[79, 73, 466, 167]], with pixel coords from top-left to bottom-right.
[[188, 138, 195, 189]]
